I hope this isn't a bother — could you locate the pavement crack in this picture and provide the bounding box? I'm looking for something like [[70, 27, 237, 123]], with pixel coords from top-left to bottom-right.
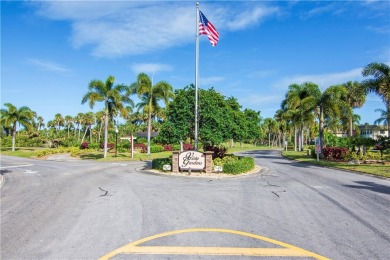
[[98, 187, 109, 196], [271, 191, 280, 198]]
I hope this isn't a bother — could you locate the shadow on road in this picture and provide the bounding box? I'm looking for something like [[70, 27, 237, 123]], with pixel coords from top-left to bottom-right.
[[343, 181, 390, 195]]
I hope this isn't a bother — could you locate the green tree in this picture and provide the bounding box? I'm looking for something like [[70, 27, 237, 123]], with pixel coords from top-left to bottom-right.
[[130, 72, 174, 156], [362, 62, 390, 133], [374, 108, 389, 129], [158, 85, 256, 147], [74, 113, 84, 140], [282, 82, 319, 151], [81, 112, 95, 144], [36, 116, 45, 131], [341, 81, 366, 136], [317, 85, 350, 154], [82, 75, 131, 158], [0, 103, 34, 151], [53, 113, 64, 133], [64, 115, 73, 139]]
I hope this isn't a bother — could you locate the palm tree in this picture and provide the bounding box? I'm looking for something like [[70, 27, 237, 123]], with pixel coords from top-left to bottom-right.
[[341, 81, 366, 136], [82, 75, 131, 158], [36, 116, 44, 131], [282, 82, 319, 151], [64, 115, 73, 139], [373, 108, 389, 130], [95, 110, 105, 143], [317, 85, 350, 153], [74, 113, 84, 140], [362, 62, 390, 133], [81, 112, 95, 144], [130, 73, 174, 156], [0, 103, 34, 151], [53, 113, 64, 133]]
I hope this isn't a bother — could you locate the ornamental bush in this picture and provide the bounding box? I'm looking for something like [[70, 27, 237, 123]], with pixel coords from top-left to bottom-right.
[[213, 155, 254, 174], [183, 143, 194, 151], [322, 147, 349, 160], [223, 156, 255, 175], [150, 145, 164, 153], [204, 145, 227, 159], [80, 142, 89, 149], [163, 144, 173, 151], [100, 143, 115, 150], [152, 157, 172, 170]]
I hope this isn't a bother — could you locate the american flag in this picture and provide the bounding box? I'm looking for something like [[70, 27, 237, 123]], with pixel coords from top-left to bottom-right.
[[199, 10, 219, 46]]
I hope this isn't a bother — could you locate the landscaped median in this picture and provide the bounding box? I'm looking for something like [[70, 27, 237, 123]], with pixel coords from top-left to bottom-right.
[[152, 153, 256, 175], [282, 150, 390, 178]]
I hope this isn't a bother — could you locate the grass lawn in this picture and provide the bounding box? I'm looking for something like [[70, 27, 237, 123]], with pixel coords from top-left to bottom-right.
[[5, 146, 387, 179], [282, 150, 390, 178]]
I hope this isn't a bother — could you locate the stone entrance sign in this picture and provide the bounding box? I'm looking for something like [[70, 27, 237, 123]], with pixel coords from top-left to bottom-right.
[[172, 151, 213, 173], [178, 151, 205, 170]]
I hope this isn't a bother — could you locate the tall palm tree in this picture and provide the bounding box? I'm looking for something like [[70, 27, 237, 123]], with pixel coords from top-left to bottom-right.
[[36, 116, 44, 131], [282, 82, 319, 151], [0, 103, 34, 151], [74, 113, 84, 140], [362, 62, 390, 133], [341, 81, 366, 136], [81, 112, 95, 144], [373, 108, 389, 131], [53, 113, 64, 133], [82, 75, 131, 158], [95, 110, 105, 143], [317, 85, 350, 153], [64, 115, 73, 139], [130, 73, 174, 156]]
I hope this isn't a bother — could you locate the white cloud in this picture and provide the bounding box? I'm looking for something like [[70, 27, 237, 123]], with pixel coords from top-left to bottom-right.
[[31, 2, 278, 58], [225, 6, 279, 31], [199, 76, 224, 86], [27, 58, 70, 73], [274, 68, 363, 89], [366, 25, 390, 34], [238, 94, 281, 106], [131, 63, 173, 74]]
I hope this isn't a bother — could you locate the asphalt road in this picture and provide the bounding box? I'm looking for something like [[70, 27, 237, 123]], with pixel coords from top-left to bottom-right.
[[1, 150, 389, 260]]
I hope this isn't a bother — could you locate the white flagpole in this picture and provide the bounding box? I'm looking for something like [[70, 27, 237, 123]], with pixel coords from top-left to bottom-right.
[[195, 2, 199, 150]]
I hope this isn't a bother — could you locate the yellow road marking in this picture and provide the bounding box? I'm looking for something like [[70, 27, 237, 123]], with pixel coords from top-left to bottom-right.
[[99, 228, 330, 260]]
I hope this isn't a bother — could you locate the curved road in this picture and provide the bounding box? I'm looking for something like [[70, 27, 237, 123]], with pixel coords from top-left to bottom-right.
[[1, 150, 389, 259]]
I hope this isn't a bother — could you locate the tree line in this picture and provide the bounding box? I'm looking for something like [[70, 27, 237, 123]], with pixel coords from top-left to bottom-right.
[[1, 62, 389, 157]]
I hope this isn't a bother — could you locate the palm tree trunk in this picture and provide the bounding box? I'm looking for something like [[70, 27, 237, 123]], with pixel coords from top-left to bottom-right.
[[294, 126, 297, 152], [147, 110, 151, 157], [319, 105, 324, 157], [349, 117, 353, 137], [147, 97, 152, 157], [11, 122, 16, 152], [81, 126, 88, 144], [98, 122, 103, 143], [103, 110, 109, 158], [89, 125, 93, 143]]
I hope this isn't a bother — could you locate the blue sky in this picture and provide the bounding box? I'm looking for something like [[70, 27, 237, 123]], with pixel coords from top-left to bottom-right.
[[2, 0, 390, 127]]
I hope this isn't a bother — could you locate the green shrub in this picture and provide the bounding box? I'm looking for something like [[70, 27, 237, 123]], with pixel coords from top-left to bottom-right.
[[152, 157, 172, 170], [137, 137, 147, 144], [150, 145, 164, 153], [223, 156, 254, 175]]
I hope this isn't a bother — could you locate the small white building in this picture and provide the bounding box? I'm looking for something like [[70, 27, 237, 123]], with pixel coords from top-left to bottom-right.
[[359, 125, 389, 139]]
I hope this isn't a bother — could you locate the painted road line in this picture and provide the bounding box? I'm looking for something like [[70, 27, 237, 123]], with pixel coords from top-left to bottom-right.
[[0, 164, 34, 169], [99, 228, 330, 260]]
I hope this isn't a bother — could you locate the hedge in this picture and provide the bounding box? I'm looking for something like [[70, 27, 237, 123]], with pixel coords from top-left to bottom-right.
[[152, 157, 172, 170], [218, 156, 255, 175]]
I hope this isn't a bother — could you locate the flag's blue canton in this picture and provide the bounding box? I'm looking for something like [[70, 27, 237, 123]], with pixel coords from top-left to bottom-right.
[[199, 10, 219, 46]]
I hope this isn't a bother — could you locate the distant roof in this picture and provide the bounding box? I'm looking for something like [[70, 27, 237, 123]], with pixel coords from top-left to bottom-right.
[[134, 132, 159, 138]]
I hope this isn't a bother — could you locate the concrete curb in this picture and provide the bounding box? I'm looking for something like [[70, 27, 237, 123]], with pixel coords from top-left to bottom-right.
[[0, 173, 4, 189]]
